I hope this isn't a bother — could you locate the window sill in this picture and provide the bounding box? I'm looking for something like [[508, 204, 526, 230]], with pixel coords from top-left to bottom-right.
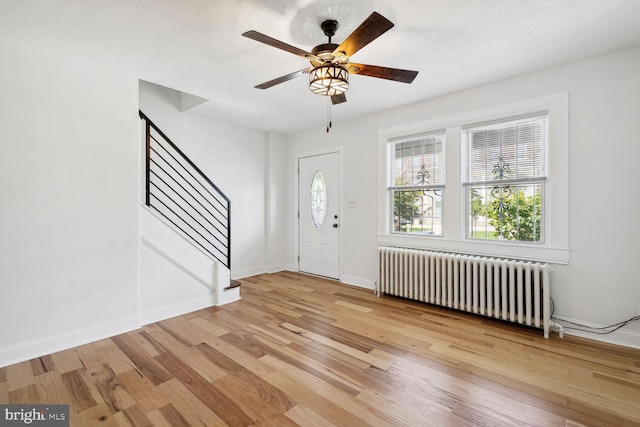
[[377, 234, 570, 265]]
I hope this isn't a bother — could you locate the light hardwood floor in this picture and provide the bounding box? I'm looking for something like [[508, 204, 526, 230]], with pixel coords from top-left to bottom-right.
[[1, 272, 639, 426]]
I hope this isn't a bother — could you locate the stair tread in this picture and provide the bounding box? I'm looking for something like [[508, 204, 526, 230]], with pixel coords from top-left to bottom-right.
[[224, 279, 241, 291]]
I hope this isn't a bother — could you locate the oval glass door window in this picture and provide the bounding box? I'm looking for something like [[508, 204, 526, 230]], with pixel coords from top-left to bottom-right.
[[310, 170, 327, 229]]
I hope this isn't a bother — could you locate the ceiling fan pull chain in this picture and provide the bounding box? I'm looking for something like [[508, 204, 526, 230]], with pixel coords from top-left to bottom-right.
[[326, 97, 332, 133]]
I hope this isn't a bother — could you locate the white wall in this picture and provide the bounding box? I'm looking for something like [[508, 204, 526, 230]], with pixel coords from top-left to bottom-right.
[[0, 35, 140, 366], [285, 46, 640, 348], [265, 132, 290, 272]]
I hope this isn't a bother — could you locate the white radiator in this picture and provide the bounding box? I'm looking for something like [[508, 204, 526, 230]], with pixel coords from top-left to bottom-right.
[[378, 246, 561, 338]]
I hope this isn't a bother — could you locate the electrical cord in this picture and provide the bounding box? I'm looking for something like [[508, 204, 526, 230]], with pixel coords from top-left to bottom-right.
[[561, 317, 640, 335], [550, 297, 640, 335]]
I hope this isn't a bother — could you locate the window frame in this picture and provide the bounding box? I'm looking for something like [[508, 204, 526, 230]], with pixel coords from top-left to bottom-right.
[[463, 113, 548, 243], [388, 131, 446, 236], [377, 93, 569, 264]]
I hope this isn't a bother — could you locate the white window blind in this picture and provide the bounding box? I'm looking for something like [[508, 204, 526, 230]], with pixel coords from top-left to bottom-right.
[[466, 114, 547, 184], [391, 132, 445, 189]]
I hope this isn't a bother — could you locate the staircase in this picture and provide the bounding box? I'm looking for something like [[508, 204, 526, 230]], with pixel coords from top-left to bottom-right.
[[139, 110, 239, 305]]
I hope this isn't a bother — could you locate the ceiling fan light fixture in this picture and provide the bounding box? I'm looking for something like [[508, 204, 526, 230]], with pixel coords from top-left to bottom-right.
[[309, 64, 349, 96]]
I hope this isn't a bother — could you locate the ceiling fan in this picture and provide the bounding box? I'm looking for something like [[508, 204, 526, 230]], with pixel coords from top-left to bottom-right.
[[242, 11, 419, 105]]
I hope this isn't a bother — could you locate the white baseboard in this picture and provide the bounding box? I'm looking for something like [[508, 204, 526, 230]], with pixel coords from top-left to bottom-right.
[[553, 316, 640, 350], [218, 291, 241, 306], [341, 275, 376, 291], [139, 295, 215, 326], [283, 263, 296, 272], [0, 316, 140, 369], [266, 264, 287, 274], [232, 266, 268, 280]]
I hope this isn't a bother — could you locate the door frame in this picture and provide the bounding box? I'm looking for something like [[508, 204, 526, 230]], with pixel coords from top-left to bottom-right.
[[294, 147, 344, 281]]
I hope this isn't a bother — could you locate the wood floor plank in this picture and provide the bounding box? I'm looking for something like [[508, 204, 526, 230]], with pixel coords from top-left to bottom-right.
[[30, 357, 47, 376], [155, 351, 253, 426], [115, 369, 169, 414], [61, 369, 99, 412], [260, 355, 325, 392], [188, 316, 231, 338], [145, 409, 173, 427], [122, 404, 153, 427], [5, 360, 36, 391], [213, 374, 298, 427], [76, 402, 120, 427], [196, 329, 276, 379], [8, 383, 41, 404], [264, 371, 370, 427], [263, 302, 304, 318], [141, 325, 227, 383], [314, 382, 413, 427], [156, 379, 227, 427], [87, 363, 136, 414], [0, 379, 8, 403], [35, 370, 74, 406], [155, 317, 207, 347], [282, 322, 396, 370], [157, 403, 191, 427], [285, 403, 338, 427], [280, 320, 371, 353], [111, 334, 173, 386], [247, 323, 296, 346], [196, 342, 295, 412], [74, 339, 134, 375], [361, 361, 458, 414], [219, 330, 266, 358], [355, 387, 433, 426], [333, 299, 373, 313], [299, 336, 372, 373], [250, 333, 363, 396], [50, 348, 85, 374], [423, 401, 484, 427]]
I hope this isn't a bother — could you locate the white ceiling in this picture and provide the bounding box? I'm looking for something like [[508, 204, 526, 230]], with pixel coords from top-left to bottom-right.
[[1, 0, 639, 135]]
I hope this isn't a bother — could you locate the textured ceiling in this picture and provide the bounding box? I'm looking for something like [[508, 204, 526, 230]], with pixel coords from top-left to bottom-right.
[[1, 0, 640, 135]]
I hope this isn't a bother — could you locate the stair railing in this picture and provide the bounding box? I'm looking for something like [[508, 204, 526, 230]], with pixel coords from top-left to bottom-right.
[[139, 110, 231, 269]]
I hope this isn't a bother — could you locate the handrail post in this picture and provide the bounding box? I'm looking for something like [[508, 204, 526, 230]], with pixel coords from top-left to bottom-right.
[[145, 120, 151, 207], [227, 204, 231, 269]]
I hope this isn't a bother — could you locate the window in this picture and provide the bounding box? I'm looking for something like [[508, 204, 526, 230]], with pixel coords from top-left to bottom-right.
[[310, 171, 327, 229], [389, 132, 445, 235], [377, 93, 569, 264], [464, 114, 547, 243]]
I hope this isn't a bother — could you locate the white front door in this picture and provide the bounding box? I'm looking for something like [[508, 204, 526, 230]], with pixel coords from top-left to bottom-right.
[[298, 152, 340, 279]]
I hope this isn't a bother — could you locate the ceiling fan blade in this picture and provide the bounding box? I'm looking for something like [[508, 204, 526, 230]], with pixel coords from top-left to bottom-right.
[[348, 63, 418, 83], [254, 68, 309, 90], [242, 30, 311, 58], [334, 12, 394, 58], [331, 93, 347, 105]]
